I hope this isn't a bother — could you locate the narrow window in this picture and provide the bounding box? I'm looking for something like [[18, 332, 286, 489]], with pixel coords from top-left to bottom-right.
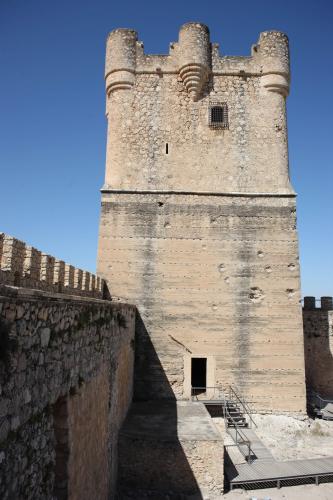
[[209, 102, 228, 129], [165, 143, 169, 154], [191, 358, 207, 395], [211, 106, 224, 124]]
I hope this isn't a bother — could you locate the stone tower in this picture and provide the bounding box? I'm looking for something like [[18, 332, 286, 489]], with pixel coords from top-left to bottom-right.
[[97, 23, 306, 412]]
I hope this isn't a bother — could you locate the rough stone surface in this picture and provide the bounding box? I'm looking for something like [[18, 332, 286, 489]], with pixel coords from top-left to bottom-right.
[[303, 297, 333, 398], [0, 285, 135, 499], [67, 366, 110, 500], [102, 25, 291, 194], [97, 23, 305, 412]]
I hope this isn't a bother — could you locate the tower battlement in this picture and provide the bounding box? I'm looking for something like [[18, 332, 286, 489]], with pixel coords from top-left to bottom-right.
[[0, 233, 105, 298], [102, 23, 293, 195], [105, 23, 290, 100]]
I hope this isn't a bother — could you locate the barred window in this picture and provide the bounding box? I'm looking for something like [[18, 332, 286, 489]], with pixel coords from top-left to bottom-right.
[[209, 103, 228, 129]]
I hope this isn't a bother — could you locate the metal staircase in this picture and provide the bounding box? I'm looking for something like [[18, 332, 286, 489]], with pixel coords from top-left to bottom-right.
[[191, 386, 333, 490], [191, 385, 256, 462], [225, 400, 248, 427], [224, 386, 257, 428]]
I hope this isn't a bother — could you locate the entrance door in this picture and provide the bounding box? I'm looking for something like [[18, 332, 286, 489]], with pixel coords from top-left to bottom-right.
[[191, 358, 207, 395]]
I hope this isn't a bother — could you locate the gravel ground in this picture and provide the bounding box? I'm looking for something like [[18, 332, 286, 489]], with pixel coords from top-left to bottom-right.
[[252, 414, 333, 461]]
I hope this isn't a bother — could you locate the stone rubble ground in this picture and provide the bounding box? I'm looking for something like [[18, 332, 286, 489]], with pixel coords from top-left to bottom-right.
[[252, 414, 333, 461]]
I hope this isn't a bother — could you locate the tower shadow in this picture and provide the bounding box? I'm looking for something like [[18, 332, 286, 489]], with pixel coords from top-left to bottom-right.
[[116, 311, 204, 499]]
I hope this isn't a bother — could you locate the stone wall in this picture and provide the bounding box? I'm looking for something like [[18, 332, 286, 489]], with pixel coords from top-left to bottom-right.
[[98, 23, 306, 413], [103, 25, 291, 195], [99, 193, 305, 412], [0, 284, 135, 499], [0, 233, 106, 298], [67, 366, 110, 500], [303, 296, 333, 398]]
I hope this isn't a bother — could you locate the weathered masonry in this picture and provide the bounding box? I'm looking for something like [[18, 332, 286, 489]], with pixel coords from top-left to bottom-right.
[[0, 235, 135, 499], [0, 233, 105, 298], [303, 296, 333, 398], [97, 23, 306, 412]]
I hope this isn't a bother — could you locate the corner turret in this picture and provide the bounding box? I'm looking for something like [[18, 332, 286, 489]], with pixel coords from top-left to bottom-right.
[[254, 31, 290, 96], [177, 23, 211, 101], [105, 28, 138, 95]]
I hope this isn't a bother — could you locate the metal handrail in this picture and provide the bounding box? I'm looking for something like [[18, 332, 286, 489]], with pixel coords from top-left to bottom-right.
[[191, 386, 225, 401], [228, 385, 257, 429], [223, 398, 254, 463], [191, 385, 257, 427], [190, 385, 255, 463], [308, 389, 333, 411], [232, 384, 257, 417]]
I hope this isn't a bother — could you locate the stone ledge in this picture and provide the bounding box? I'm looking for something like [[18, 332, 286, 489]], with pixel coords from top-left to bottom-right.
[[0, 283, 136, 309]]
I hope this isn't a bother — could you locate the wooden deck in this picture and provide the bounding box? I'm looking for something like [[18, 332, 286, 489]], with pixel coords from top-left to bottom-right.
[[227, 457, 333, 489]]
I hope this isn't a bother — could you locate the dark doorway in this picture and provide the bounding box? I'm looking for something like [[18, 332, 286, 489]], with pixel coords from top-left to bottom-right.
[[191, 358, 207, 395]]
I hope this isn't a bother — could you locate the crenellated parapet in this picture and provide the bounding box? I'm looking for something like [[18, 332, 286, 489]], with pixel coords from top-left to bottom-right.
[[303, 296, 333, 311], [0, 233, 107, 299], [104, 24, 290, 101]]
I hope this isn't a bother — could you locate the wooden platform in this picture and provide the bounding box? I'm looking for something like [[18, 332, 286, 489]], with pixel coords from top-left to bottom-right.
[[227, 457, 333, 489]]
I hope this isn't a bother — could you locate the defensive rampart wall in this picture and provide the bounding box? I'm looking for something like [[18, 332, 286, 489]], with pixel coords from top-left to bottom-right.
[[0, 235, 136, 500], [0, 233, 106, 298]]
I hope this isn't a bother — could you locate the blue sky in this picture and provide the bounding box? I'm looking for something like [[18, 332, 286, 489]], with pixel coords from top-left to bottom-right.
[[0, 0, 332, 298]]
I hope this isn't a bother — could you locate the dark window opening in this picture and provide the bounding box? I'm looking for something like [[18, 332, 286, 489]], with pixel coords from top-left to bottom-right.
[[209, 103, 228, 129], [191, 358, 207, 395], [165, 143, 169, 154], [211, 106, 224, 123]]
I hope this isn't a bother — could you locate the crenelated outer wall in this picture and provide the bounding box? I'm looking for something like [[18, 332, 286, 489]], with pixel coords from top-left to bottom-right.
[[0, 285, 135, 499]]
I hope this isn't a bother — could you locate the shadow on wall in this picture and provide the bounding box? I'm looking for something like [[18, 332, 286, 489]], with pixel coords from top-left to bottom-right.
[[134, 312, 176, 401], [304, 298, 333, 401], [116, 311, 203, 499]]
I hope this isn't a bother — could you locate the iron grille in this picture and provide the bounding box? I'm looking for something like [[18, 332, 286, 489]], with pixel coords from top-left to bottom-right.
[[209, 102, 229, 129]]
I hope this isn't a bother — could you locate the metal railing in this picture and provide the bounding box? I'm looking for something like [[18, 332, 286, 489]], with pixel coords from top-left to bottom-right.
[[191, 386, 225, 401], [308, 389, 333, 412], [190, 385, 256, 463], [226, 385, 257, 429], [223, 402, 255, 463]]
